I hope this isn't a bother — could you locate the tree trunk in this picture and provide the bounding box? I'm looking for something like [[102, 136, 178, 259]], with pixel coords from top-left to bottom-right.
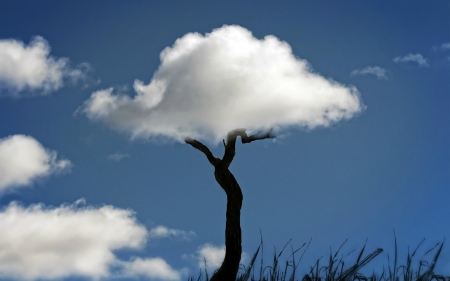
[[210, 164, 243, 281], [185, 129, 273, 281]]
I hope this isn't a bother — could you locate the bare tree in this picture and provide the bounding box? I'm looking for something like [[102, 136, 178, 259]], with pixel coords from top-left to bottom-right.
[[185, 128, 274, 281]]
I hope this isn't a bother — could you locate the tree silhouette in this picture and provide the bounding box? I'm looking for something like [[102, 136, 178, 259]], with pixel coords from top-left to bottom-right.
[[185, 128, 274, 281]]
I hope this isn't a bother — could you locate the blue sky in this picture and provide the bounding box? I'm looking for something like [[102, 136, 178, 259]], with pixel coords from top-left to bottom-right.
[[0, 1, 448, 280]]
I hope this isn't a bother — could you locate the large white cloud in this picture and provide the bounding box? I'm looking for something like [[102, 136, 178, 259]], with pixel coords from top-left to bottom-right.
[[0, 200, 187, 280], [0, 134, 72, 192], [0, 36, 87, 95], [0, 200, 146, 280], [81, 25, 363, 144]]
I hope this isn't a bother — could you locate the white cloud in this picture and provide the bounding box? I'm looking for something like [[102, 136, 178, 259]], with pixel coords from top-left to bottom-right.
[[351, 66, 388, 80], [149, 225, 196, 240], [0, 200, 186, 281], [196, 244, 225, 271], [0, 135, 72, 192], [182, 243, 250, 275], [0, 36, 88, 96], [0, 201, 146, 280], [81, 25, 363, 144], [107, 152, 130, 162], [121, 258, 184, 280], [393, 53, 429, 67]]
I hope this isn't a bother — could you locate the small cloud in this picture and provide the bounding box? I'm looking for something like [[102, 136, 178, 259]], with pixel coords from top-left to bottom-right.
[[66, 62, 99, 89], [271, 132, 291, 144], [0, 135, 72, 193], [196, 244, 225, 271], [432, 42, 450, 51], [351, 66, 388, 80], [120, 258, 185, 281], [441, 43, 450, 50], [182, 243, 248, 275], [0, 36, 92, 96], [107, 152, 130, 162], [149, 225, 196, 241], [393, 53, 429, 67]]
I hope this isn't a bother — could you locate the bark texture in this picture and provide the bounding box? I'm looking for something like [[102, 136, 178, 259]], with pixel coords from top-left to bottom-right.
[[185, 129, 273, 281]]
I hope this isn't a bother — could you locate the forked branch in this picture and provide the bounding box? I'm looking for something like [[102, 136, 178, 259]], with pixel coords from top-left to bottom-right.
[[185, 129, 275, 167], [222, 129, 274, 167], [185, 137, 220, 166]]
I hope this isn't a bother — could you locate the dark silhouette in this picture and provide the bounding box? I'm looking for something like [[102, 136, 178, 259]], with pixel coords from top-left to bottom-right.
[[185, 128, 274, 281]]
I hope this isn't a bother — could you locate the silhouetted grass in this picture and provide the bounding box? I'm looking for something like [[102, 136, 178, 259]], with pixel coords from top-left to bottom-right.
[[188, 235, 448, 281]]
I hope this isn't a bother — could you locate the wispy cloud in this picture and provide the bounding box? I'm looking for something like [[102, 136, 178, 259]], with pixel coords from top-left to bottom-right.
[[0, 135, 72, 193], [107, 152, 130, 162], [393, 53, 429, 67], [440, 43, 450, 50], [0, 36, 91, 96], [351, 66, 388, 80], [148, 225, 196, 241], [432, 42, 450, 51]]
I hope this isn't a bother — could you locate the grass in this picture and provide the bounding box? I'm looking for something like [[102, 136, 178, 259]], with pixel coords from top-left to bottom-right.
[[188, 234, 448, 281]]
